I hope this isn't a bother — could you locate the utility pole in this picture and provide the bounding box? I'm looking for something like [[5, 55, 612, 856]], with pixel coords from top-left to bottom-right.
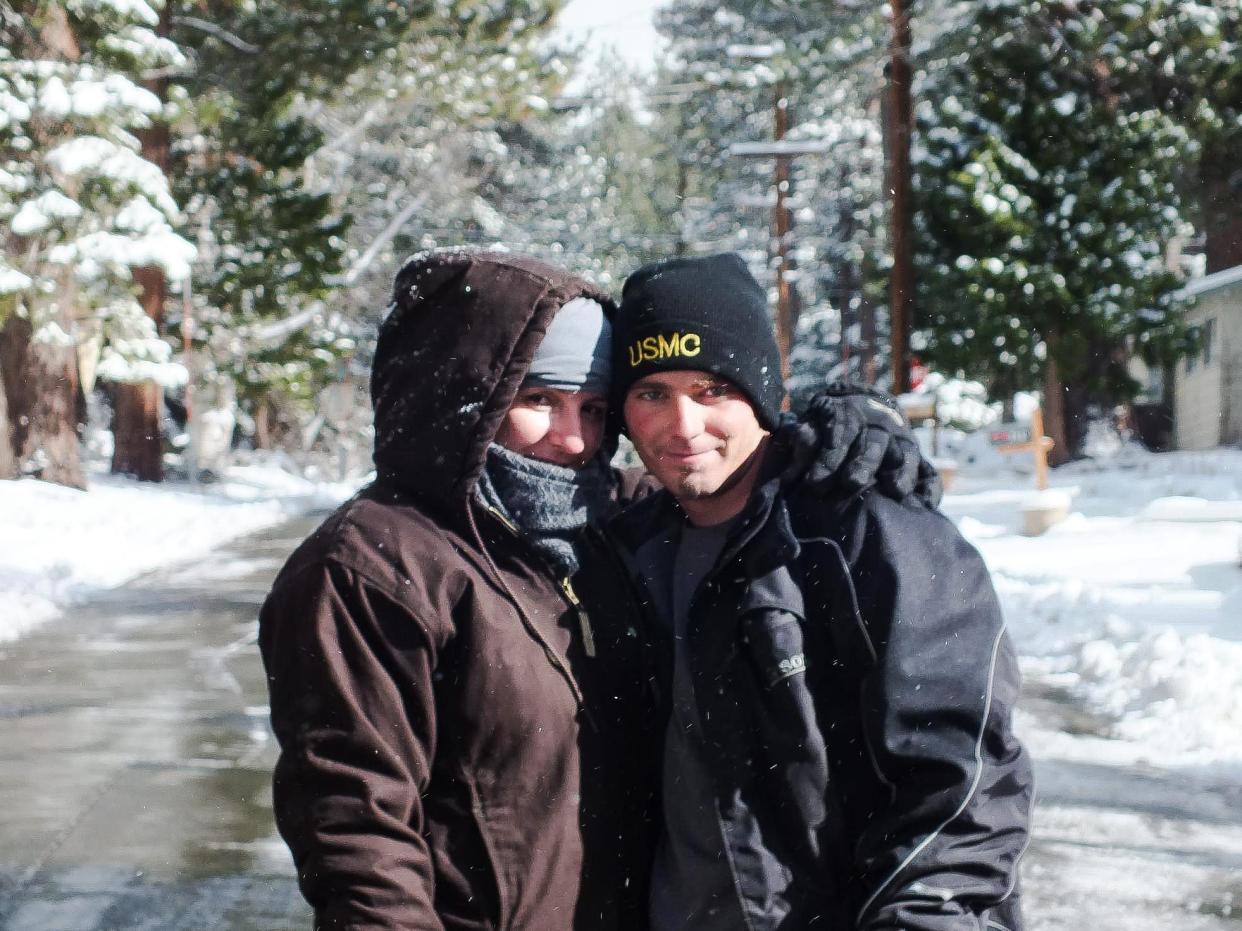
[[886, 0, 914, 394], [772, 82, 793, 380], [732, 134, 832, 383]]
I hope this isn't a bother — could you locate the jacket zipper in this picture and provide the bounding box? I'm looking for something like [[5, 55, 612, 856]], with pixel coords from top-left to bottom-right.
[[485, 504, 521, 535], [582, 524, 667, 712], [483, 504, 596, 658], [559, 576, 596, 658]]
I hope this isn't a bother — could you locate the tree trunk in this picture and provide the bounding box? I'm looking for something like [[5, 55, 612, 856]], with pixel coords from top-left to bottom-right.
[[1062, 378, 1090, 461], [1042, 343, 1070, 468], [0, 357, 17, 480], [111, 0, 172, 481], [253, 398, 272, 450], [110, 264, 167, 481], [0, 1, 86, 490], [0, 316, 85, 488], [859, 297, 878, 385], [1201, 142, 1242, 274], [110, 380, 164, 480], [40, 2, 80, 59], [885, 0, 915, 393]]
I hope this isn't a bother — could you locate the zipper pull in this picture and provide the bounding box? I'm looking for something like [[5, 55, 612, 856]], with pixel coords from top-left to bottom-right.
[[483, 504, 520, 536], [578, 608, 597, 658], [561, 577, 596, 658]]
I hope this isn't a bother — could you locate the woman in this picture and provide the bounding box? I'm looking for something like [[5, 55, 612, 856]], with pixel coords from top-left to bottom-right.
[[260, 250, 659, 931], [258, 248, 931, 930]]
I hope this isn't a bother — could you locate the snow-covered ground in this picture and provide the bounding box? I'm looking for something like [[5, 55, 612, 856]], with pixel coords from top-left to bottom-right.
[[940, 445, 1242, 780], [0, 456, 355, 642]]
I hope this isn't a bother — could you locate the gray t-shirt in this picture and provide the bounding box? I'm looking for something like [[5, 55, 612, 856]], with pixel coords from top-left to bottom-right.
[[645, 518, 744, 931]]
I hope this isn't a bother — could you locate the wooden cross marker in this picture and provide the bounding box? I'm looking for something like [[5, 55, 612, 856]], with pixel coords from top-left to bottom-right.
[[989, 407, 1056, 491]]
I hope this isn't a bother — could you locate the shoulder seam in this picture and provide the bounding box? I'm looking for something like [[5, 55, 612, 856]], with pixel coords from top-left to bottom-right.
[[272, 554, 441, 635]]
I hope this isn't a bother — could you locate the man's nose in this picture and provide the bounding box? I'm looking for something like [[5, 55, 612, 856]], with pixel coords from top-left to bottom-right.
[[669, 396, 704, 439]]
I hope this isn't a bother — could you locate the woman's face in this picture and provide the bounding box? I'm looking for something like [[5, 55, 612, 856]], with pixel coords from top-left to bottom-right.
[[494, 386, 608, 468]]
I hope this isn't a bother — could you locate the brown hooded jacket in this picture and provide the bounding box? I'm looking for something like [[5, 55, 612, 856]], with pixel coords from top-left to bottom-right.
[[259, 250, 660, 930]]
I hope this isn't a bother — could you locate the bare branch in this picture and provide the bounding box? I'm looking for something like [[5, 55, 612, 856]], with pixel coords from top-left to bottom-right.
[[343, 196, 427, 286], [241, 303, 324, 346], [170, 15, 260, 55], [142, 66, 196, 81]]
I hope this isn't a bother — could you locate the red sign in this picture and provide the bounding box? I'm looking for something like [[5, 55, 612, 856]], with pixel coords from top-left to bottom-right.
[[909, 356, 928, 390]]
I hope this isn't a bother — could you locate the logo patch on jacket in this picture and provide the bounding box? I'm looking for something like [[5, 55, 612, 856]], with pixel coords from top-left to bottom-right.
[[768, 651, 807, 687], [627, 332, 702, 366]]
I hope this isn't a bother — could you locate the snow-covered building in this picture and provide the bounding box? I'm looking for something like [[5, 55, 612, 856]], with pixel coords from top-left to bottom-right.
[[1175, 265, 1242, 450]]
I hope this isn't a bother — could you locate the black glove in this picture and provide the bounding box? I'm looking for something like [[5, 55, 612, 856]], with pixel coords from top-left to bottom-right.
[[779, 381, 943, 508]]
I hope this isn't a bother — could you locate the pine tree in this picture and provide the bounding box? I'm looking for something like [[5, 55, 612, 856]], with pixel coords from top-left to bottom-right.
[[1120, 1, 1242, 272], [650, 0, 891, 389], [166, 1, 488, 451], [788, 306, 845, 411], [914, 0, 1194, 458], [171, 1, 567, 456], [172, 100, 351, 446], [650, 1, 782, 257], [477, 55, 682, 287], [263, 0, 571, 400], [1, 1, 194, 487]]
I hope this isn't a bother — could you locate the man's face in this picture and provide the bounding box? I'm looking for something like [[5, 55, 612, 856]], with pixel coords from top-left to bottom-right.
[[623, 370, 768, 502]]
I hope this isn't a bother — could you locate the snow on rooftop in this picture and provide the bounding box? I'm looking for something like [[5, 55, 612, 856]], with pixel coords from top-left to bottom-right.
[[1181, 262, 1242, 297]]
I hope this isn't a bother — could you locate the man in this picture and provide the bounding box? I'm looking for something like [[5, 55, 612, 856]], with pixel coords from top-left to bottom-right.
[[258, 249, 935, 930], [607, 253, 1033, 931]]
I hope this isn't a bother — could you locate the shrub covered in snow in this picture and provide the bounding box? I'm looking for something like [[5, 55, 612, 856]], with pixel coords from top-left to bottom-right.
[[903, 372, 999, 432]]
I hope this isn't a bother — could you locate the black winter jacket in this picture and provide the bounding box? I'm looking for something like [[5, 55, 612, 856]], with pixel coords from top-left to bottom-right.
[[607, 466, 1033, 931]]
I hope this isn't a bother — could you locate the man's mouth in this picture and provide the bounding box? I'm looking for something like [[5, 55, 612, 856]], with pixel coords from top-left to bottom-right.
[[661, 448, 718, 467]]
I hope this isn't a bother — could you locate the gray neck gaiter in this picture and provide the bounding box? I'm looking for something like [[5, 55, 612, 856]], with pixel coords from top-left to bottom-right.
[[476, 443, 615, 575]]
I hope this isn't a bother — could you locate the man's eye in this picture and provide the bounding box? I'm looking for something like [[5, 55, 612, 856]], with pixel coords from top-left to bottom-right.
[[634, 390, 664, 402], [703, 384, 731, 399], [521, 392, 553, 407], [583, 405, 607, 421]]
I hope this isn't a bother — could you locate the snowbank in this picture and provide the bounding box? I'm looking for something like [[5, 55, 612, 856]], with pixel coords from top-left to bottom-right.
[[944, 447, 1242, 774], [0, 459, 355, 642]]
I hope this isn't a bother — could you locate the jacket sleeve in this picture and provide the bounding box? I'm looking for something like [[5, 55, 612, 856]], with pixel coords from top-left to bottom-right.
[[845, 497, 1033, 931], [258, 561, 445, 931]]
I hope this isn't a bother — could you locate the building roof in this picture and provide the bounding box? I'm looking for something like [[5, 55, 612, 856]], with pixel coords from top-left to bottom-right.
[[1182, 263, 1242, 297]]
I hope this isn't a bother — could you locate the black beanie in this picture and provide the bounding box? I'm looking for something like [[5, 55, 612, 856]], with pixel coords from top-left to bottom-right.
[[612, 253, 785, 430]]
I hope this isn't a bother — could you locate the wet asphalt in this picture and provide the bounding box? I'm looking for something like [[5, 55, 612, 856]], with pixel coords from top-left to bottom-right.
[[0, 514, 1239, 930], [0, 517, 320, 931]]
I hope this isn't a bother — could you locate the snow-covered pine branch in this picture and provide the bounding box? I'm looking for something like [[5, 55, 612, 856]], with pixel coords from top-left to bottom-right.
[[1, 2, 194, 387]]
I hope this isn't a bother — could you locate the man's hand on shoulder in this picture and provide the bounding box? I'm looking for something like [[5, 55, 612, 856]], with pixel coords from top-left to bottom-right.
[[779, 381, 943, 508]]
